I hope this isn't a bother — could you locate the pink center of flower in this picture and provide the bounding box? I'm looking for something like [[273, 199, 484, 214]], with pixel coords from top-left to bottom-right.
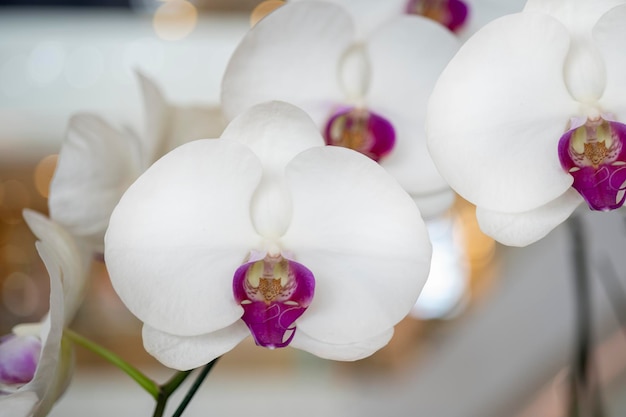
[[406, 0, 469, 32], [558, 117, 626, 211], [233, 254, 314, 349], [323, 107, 396, 162], [0, 334, 41, 386]]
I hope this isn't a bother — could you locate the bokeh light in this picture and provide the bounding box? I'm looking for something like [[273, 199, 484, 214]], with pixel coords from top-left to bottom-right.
[[2, 271, 39, 317], [153, 0, 198, 41], [33, 154, 58, 199], [250, 1, 285, 27]]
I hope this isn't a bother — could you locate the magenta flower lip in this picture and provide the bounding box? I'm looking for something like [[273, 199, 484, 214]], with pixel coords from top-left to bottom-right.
[[0, 334, 41, 386], [324, 107, 396, 162], [233, 255, 315, 349], [558, 117, 626, 211], [406, 0, 469, 33]]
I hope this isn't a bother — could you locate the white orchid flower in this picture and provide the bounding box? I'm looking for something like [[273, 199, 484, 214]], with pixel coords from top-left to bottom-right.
[[427, 0, 626, 246], [287, 0, 468, 34], [0, 211, 90, 417], [222, 1, 459, 219], [105, 101, 431, 369], [49, 73, 226, 253]]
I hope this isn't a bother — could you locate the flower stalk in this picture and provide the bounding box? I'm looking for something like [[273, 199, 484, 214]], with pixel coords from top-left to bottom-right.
[[63, 328, 159, 399], [566, 214, 604, 417]]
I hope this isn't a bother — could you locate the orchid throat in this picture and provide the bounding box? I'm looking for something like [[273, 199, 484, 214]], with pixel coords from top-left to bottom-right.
[[559, 116, 626, 211], [324, 107, 395, 162], [233, 253, 315, 349]]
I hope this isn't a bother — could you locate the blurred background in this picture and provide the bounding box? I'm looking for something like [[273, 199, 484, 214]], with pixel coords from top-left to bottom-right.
[[2, 1, 626, 416]]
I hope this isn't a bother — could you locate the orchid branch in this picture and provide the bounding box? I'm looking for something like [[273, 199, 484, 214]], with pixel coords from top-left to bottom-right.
[[171, 357, 220, 417], [566, 214, 605, 417], [63, 328, 159, 399]]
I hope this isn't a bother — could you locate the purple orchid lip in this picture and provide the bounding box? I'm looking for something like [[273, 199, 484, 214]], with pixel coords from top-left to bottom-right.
[[558, 117, 626, 211], [323, 107, 396, 162], [0, 334, 41, 385], [406, 0, 469, 33], [233, 254, 315, 349]]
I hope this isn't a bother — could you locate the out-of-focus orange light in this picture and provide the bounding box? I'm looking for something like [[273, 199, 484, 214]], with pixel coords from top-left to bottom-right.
[[153, 0, 198, 41], [250, 1, 285, 27], [34, 154, 58, 199]]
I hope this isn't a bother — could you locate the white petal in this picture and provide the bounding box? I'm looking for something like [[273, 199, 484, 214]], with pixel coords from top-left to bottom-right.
[[0, 391, 38, 417], [142, 322, 249, 371], [427, 12, 578, 213], [221, 1, 353, 126], [138, 71, 227, 163], [23, 210, 91, 323], [221, 101, 324, 238], [476, 189, 583, 246], [459, 0, 526, 42], [291, 327, 393, 361], [413, 189, 457, 220], [290, 0, 406, 39], [105, 139, 261, 337], [49, 114, 141, 251], [524, 0, 625, 32], [281, 147, 431, 344], [594, 5, 626, 119], [367, 15, 459, 197], [524, 0, 624, 102], [18, 241, 66, 415], [136, 71, 170, 165]]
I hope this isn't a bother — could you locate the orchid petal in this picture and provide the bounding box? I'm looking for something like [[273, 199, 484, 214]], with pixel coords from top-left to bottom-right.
[[23, 210, 90, 323], [49, 114, 141, 251], [282, 147, 430, 344], [413, 190, 457, 220], [523, 1, 626, 101], [0, 391, 37, 417], [427, 12, 578, 213], [367, 15, 458, 198], [137, 71, 170, 165], [459, 0, 525, 41], [595, 5, 626, 120], [476, 189, 582, 246], [221, 2, 352, 126], [291, 328, 393, 361], [523, 0, 620, 103], [290, 0, 406, 39], [142, 322, 249, 371], [221, 101, 324, 238], [524, 0, 625, 32], [137, 72, 226, 165], [13, 241, 67, 417], [105, 139, 262, 336]]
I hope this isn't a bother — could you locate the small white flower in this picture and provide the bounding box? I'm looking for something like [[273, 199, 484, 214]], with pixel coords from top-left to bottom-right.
[[105, 101, 431, 369], [222, 1, 460, 218], [0, 211, 90, 417], [427, 0, 626, 246], [49, 73, 226, 252]]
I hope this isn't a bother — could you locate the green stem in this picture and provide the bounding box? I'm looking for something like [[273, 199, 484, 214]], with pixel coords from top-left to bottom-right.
[[63, 328, 159, 400], [151, 370, 193, 417], [172, 357, 220, 417], [152, 392, 167, 417], [162, 370, 193, 396]]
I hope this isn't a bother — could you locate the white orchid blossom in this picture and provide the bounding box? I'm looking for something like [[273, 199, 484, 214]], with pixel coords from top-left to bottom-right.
[[288, 0, 468, 34], [49, 73, 226, 253], [222, 1, 459, 218], [0, 211, 90, 417], [427, 0, 626, 246], [105, 101, 431, 369]]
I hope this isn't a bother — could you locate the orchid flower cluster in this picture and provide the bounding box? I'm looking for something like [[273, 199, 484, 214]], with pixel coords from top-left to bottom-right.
[[3, 0, 625, 415]]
